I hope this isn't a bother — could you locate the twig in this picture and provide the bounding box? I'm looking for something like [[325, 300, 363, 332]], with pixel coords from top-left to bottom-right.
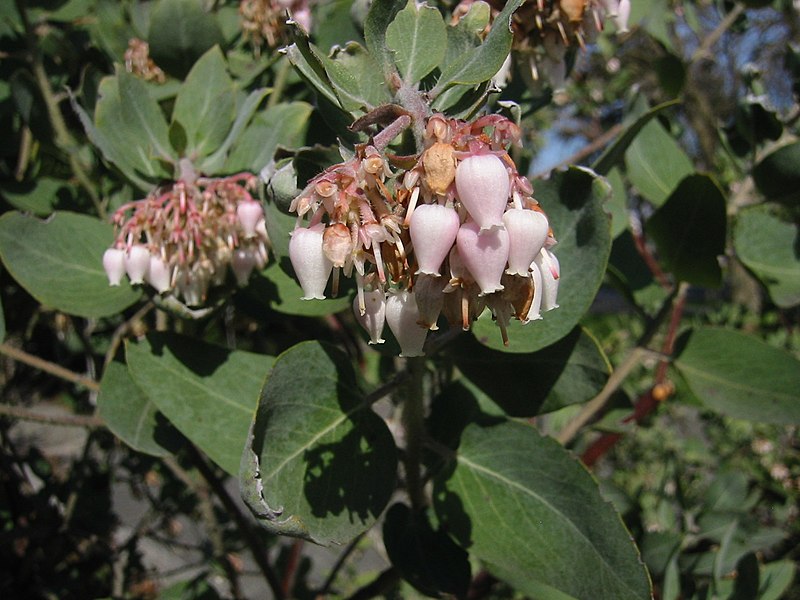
[[281, 540, 304, 598], [345, 567, 400, 600], [0, 342, 101, 392], [690, 3, 746, 64], [103, 301, 155, 370], [184, 443, 286, 600], [0, 403, 104, 428], [532, 123, 624, 178], [318, 532, 366, 596]]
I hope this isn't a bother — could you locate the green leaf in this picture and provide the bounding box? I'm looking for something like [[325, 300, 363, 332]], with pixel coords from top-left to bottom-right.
[[172, 46, 236, 160], [0, 212, 141, 318], [592, 99, 680, 176], [624, 115, 693, 206], [364, 0, 405, 81], [759, 560, 796, 600], [752, 141, 800, 206], [321, 42, 392, 113], [451, 328, 610, 417], [607, 230, 669, 313], [383, 503, 471, 598], [432, 0, 522, 94], [0, 294, 5, 343], [605, 167, 629, 238], [471, 167, 612, 353], [224, 101, 313, 173], [198, 87, 270, 174], [126, 333, 272, 475], [0, 177, 73, 216], [385, 0, 447, 85], [674, 327, 800, 424], [734, 205, 800, 308], [314, 0, 365, 51], [116, 67, 176, 164], [97, 361, 181, 457], [240, 341, 397, 545], [645, 174, 726, 287], [433, 421, 651, 600], [147, 0, 225, 79]]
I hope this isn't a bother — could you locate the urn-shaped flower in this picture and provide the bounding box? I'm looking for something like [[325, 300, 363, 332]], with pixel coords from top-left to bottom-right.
[[409, 204, 460, 276], [289, 225, 333, 300], [455, 153, 510, 231], [456, 221, 510, 295], [385, 290, 428, 357], [503, 209, 549, 275], [353, 289, 386, 344], [103, 248, 126, 286]]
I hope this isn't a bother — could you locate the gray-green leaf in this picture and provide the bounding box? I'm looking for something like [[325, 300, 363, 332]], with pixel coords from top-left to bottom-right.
[[385, 0, 447, 85]]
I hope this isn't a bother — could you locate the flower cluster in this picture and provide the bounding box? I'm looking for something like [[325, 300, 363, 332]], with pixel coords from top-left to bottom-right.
[[239, 0, 312, 52], [103, 166, 269, 306], [288, 114, 560, 356]]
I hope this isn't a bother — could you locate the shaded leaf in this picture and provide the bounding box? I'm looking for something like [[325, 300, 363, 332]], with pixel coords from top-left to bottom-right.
[[753, 141, 800, 206], [148, 0, 225, 79], [385, 1, 447, 85], [472, 167, 612, 353], [734, 205, 800, 308], [240, 341, 396, 545], [451, 327, 610, 417], [0, 211, 141, 318], [98, 361, 181, 457], [433, 421, 651, 600], [624, 115, 692, 206], [172, 46, 236, 159], [383, 503, 471, 598], [364, 0, 405, 81], [0, 177, 73, 216], [674, 327, 800, 424], [126, 333, 271, 475], [759, 560, 796, 600], [646, 174, 726, 287]]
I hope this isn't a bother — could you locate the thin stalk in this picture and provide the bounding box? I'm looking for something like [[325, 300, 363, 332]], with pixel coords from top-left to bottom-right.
[[346, 567, 400, 600], [0, 342, 101, 392], [0, 403, 104, 428], [402, 356, 427, 510], [318, 532, 366, 596]]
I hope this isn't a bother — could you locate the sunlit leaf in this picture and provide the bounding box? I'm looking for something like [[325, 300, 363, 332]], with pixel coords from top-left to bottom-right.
[[126, 333, 272, 475], [433, 421, 651, 600], [240, 341, 396, 545], [385, 0, 447, 85], [0, 211, 141, 318], [364, 0, 405, 81], [674, 327, 800, 424]]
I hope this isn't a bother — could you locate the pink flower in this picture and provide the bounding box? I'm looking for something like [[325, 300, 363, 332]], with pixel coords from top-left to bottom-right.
[[237, 201, 264, 238], [232, 248, 257, 287], [456, 221, 510, 295], [535, 248, 560, 312], [125, 245, 150, 284], [385, 290, 428, 357], [289, 225, 332, 300], [103, 248, 126, 286], [147, 254, 172, 293], [353, 289, 386, 344], [409, 204, 460, 276], [455, 153, 510, 231], [503, 209, 549, 275]]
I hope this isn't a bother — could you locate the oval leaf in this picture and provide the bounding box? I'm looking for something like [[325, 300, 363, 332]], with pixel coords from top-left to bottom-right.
[[645, 174, 726, 288], [385, 0, 447, 85], [674, 327, 800, 424], [0, 211, 141, 318], [98, 361, 182, 457], [450, 327, 610, 417], [734, 206, 800, 308], [433, 421, 651, 600], [472, 166, 612, 353], [240, 341, 397, 545], [126, 332, 272, 474], [753, 141, 800, 206]]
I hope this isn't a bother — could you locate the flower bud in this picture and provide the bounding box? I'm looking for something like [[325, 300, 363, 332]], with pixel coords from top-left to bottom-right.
[[125, 245, 150, 284], [103, 248, 126, 286], [535, 248, 560, 312], [385, 290, 428, 357], [237, 201, 264, 238], [455, 153, 510, 231], [409, 204, 460, 276], [147, 254, 172, 293], [353, 289, 386, 344], [289, 225, 333, 300], [232, 248, 257, 287], [503, 209, 549, 275], [322, 223, 352, 268], [456, 221, 510, 295]]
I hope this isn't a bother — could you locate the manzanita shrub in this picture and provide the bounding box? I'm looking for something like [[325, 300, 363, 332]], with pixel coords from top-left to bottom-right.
[[1, 0, 799, 598]]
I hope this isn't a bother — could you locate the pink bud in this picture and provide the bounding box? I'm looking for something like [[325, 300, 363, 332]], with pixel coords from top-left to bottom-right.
[[322, 223, 353, 268], [385, 290, 428, 357], [237, 201, 264, 238], [289, 225, 333, 300], [353, 289, 386, 344], [103, 248, 126, 286], [125, 245, 150, 284], [503, 209, 549, 275], [147, 254, 172, 293], [455, 153, 510, 231], [409, 204, 460, 276], [456, 221, 509, 295], [535, 248, 560, 312], [232, 248, 257, 287]]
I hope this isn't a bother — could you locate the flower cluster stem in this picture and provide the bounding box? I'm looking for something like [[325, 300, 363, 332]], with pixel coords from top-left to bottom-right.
[[401, 356, 427, 510]]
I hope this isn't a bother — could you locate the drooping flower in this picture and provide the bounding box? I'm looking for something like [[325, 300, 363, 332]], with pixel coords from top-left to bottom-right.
[[354, 289, 387, 344], [409, 204, 460, 276], [455, 153, 510, 231], [289, 224, 333, 300], [103, 248, 126, 286], [385, 290, 428, 357]]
